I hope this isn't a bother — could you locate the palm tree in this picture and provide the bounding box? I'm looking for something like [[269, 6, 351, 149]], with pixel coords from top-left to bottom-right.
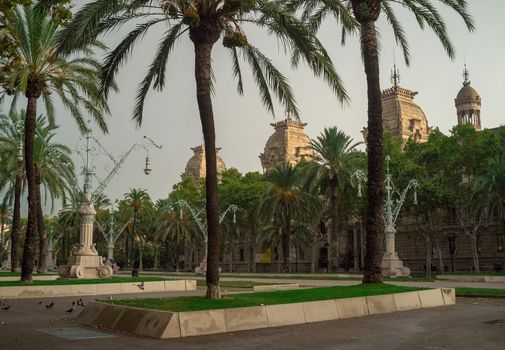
[[305, 127, 362, 271], [124, 188, 151, 271], [0, 110, 24, 271], [294, 0, 473, 283], [155, 200, 201, 271], [0, 202, 12, 267], [259, 163, 322, 272], [33, 116, 75, 273], [1, 6, 109, 283], [58, 0, 348, 299]]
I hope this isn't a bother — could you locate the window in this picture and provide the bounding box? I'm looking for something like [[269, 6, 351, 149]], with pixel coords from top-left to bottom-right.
[[299, 248, 305, 260], [239, 248, 245, 261]]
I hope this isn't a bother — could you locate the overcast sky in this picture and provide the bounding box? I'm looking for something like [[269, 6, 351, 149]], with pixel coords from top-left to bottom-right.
[[19, 1, 505, 212]]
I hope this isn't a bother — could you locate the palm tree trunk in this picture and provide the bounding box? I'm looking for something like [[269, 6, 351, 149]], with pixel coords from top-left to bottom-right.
[[164, 237, 170, 270], [425, 236, 432, 278], [282, 212, 291, 273], [470, 234, 480, 272], [35, 166, 48, 274], [329, 179, 339, 272], [358, 17, 385, 284], [139, 242, 143, 271], [10, 172, 22, 272], [249, 225, 257, 273], [21, 92, 40, 283], [131, 212, 137, 271], [191, 28, 221, 299]]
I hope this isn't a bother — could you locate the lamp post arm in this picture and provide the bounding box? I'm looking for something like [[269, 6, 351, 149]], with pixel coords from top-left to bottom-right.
[[220, 204, 239, 224], [112, 219, 132, 244], [392, 179, 419, 225], [175, 200, 207, 236]]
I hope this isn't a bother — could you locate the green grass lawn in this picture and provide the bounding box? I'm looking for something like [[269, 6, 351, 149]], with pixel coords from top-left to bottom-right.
[[107, 284, 422, 312], [456, 288, 505, 298], [0, 276, 171, 287], [196, 280, 285, 288]]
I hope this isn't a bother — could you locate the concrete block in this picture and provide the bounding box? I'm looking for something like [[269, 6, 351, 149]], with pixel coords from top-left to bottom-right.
[[366, 294, 397, 315], [94, 304, 125, 329], [164, 280, 186, 292], [134, 310, 180, 339], [224, 306, 268, 332], [143, 281, 166, 292], [0, 286, 21, 298], [71, 284, 98, 296], [335, 297, 369, 319], [96, 283, 122, 295], [184, 280, 197, 291], [419, 289, 445, 308], [441, 288, 456, 305], [113, 307, 147, 334], [302, 300, 339, 323], [17, 286, 46, 298], [265, 303, 306, 328], [393, 291, 422, 312], [119, 282, 145, 294], [179, 309, 228, 337], [75, 302, 106, 325], [253, 284, 299, 292], [44, 285, 72, 297]]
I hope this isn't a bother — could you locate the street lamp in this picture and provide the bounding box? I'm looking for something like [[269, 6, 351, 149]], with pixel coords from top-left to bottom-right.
[[353, 155, 419, 277]]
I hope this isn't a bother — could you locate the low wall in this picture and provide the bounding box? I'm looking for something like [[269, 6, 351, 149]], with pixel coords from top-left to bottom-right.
[[77, 288, 456, 339], [437, 275, 505, 283], [0, 279, 197, 299], [252, 284, 299, 291], [0, 275, 58, 282]]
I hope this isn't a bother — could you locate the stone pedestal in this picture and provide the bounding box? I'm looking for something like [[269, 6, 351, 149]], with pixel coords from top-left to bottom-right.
[[381, 227, 410, 277], [107, 246, 114, 261], [58, 193, 112, 279]]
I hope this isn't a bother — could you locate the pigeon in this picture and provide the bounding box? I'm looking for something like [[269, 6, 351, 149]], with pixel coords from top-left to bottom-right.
[[65, 307, 76, 313], [77, 298, 84, 307], [45, 302, 54, 309], [136, 282, 145, 290], [72, 300, 76, 306], [1, 305, 10, 311], [38, 301, 43, 305]]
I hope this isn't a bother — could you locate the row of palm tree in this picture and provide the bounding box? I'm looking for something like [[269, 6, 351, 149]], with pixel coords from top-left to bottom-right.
[[1, 1, 474, 296]]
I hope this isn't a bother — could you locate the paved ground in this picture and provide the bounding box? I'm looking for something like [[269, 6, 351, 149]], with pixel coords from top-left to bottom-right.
[[1, 290, 504, 350]]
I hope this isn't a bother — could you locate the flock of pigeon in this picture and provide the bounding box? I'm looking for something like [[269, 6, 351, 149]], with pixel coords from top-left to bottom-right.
[[0, 281, 146, 313]]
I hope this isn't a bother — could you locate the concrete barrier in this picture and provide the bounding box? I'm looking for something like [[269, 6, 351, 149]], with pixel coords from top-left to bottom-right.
[[77, 288, 455, 338], [437, 274, 505, 283], [0, 275, 58, 282], [253, 284, 299, 292], [0, 279, 196, 299]]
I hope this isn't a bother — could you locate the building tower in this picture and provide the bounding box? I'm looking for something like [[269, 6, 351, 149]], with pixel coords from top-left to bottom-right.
[[379, 65, 431, 142], [259, 112, 315, 172], [181, 145, 227, 182], [455, 65, 482, 130]]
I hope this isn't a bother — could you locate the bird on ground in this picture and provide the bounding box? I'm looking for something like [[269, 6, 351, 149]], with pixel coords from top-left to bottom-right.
[[65, 307, 75, 313], [72, 300, 76, 306], [135, 282, 145, 290], [45, 302, 54, 309], [1, 305, 10, 311], [38, 301, 43, 305]]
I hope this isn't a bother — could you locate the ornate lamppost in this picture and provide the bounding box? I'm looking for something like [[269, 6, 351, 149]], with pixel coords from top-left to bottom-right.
[[353, 155, 419, 277], [57, 127, 162, 279], [174, 200, 239, 274], [95, 204, 131, 261]]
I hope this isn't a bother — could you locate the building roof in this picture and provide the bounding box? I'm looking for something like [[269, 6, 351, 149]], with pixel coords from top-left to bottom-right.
[[181, 145, 226, 182], [456, 82, 480, 104]]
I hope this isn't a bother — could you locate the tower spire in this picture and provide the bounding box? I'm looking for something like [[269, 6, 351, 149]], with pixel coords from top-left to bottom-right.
[[391, 63, 400, 88], [463, 63, 470, 85]]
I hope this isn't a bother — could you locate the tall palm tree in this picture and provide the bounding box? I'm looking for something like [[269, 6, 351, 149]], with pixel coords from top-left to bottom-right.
[[0, 110, 24, 272], [1, 6, 109, 282], [294, 0, 473, 283], [33, 116, 75, 273], [305, 127, 362, 271], [259, 163, 322, 272], [58, 0, 348, 299], [124, 188, 151, 271]]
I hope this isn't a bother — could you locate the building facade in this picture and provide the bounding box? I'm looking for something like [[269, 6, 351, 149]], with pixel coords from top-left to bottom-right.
[[181, 145, 227, 182], [455, 66, 482, 130]]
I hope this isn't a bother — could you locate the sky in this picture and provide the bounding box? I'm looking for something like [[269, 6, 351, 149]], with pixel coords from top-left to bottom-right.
[[15, 1, 505, 213]]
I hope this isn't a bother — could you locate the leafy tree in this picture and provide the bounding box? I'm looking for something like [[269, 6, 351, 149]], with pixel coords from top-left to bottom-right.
[[59, 0, 348, 299], [294, 0, 473, 283], [259, 163, 322, 272], [0, 202, 12, 266], [305, 127, 362, 271], [1, 6, 109, 283]]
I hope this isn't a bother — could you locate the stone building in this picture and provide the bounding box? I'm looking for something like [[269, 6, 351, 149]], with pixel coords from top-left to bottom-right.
[[381, 66, 431, 142], [181, 145, 227, 182], [455, 66, 482, 130], [259, 117, 315, 172]]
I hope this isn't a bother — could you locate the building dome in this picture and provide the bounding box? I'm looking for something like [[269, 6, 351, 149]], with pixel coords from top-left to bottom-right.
[[456, 82, 480, 104], [259, 117, 314, 172], [181, 145, 226, 182]]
